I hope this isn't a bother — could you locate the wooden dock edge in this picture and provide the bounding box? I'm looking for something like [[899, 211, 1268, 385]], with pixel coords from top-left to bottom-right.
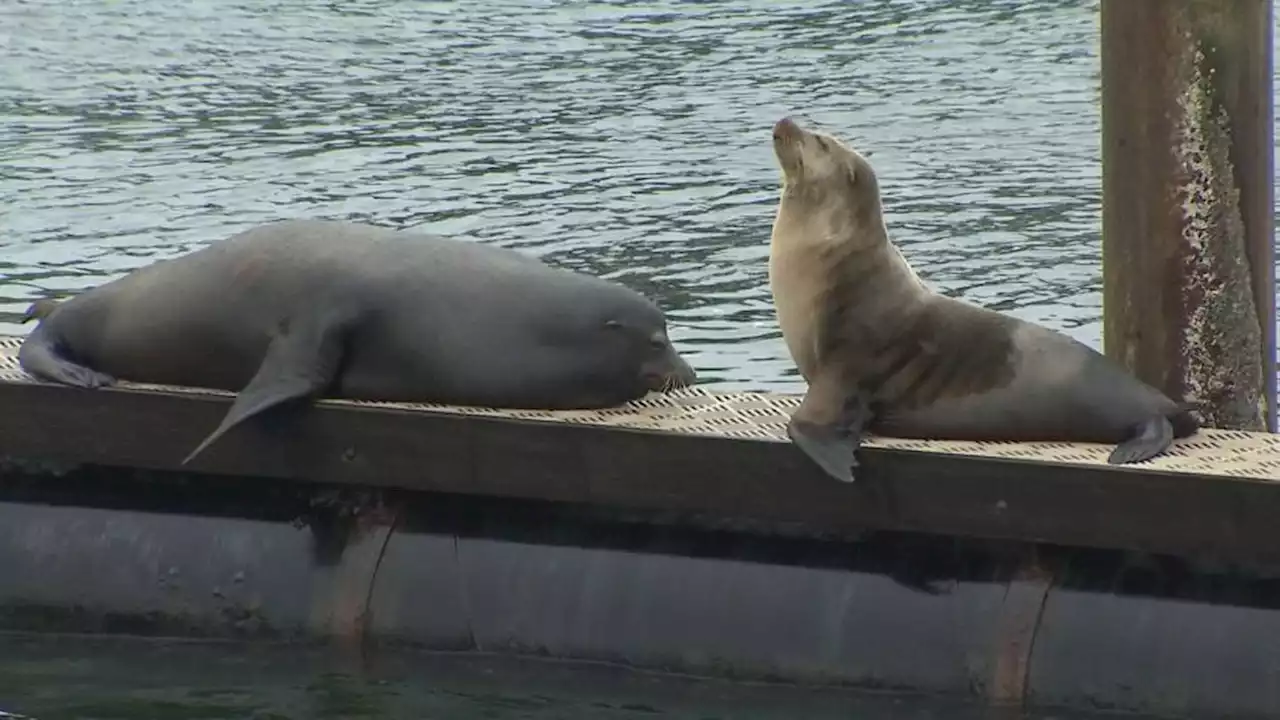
[[1, 375, 1279, 567]]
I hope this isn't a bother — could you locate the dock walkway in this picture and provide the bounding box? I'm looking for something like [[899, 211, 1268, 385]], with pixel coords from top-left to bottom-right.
[[2, 335, 1279, 558], [5, 338, 1280, 476]]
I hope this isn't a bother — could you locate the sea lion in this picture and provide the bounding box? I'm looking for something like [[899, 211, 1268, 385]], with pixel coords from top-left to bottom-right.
[[19, 219, 697, 464], [767, 116, 1198, 483]]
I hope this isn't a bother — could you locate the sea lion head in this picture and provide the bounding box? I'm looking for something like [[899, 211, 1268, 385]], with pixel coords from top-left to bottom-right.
[[550, 288, 697, 404], [770, 116, 884, 248]]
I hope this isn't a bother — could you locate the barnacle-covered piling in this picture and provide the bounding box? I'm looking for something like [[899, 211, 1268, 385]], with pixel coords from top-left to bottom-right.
[[1100, 0, 1275, 431]]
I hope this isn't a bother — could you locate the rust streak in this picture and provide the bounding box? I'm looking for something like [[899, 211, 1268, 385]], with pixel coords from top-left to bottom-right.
[[989, 554, 1055, 709]]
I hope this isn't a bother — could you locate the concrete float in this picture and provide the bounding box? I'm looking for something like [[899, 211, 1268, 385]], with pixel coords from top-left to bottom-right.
[[1, 336, 1279, 718]]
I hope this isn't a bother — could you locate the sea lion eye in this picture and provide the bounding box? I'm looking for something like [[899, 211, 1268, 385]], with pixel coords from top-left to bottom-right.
[[605, 319, 623, 330], [649, 336, 667, 351]]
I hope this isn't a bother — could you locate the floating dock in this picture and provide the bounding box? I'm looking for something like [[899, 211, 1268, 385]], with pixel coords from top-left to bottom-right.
[[1, 335, 1279, 718]]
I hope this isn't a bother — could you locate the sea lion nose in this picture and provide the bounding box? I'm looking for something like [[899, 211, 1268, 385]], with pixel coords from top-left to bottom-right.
[[773, 117, 800, 140], [673, 354, 696, 386], [642, 351, 696, 392]]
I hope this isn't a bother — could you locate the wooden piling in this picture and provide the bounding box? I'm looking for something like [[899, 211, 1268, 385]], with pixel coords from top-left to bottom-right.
[[1100, 0, 1276, 432]]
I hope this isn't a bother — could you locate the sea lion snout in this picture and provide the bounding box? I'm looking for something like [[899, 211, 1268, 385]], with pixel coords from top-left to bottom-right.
[[772, 117, 809, 178], [641, 337, 696, 392], [773, 117, 802, 142], [670, 353, 697, 387]]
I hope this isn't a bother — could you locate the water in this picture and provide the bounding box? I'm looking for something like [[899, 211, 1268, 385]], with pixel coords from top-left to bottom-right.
[[0, 0, 1271, 715], [1, 0, 1144, 395], [0, 634, 1156, 720]]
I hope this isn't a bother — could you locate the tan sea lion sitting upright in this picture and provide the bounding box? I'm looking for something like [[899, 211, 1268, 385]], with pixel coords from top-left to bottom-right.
[[767, 116, 1198, 483]]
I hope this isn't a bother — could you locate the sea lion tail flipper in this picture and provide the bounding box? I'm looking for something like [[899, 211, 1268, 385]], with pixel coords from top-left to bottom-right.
[[16, 326, 115, 389], [182, 310, 356, 465], [22, 298, 61, 324], [787, 373, 873, 483], [1169, 402, 1201, 438], [1107, 415, 1174, 465]]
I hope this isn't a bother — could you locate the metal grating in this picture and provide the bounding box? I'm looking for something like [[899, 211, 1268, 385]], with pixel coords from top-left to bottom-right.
[[2, 336, 1278, 480]]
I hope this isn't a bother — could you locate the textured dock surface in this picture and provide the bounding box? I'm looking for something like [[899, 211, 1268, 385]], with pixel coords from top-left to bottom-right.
[[2, 336, 1277, 480]]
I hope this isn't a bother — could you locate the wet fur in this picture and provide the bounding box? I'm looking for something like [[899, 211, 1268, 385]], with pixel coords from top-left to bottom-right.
[[768, 117, 1198, 483]]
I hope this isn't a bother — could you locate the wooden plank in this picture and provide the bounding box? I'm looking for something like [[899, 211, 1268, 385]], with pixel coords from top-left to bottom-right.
[[3, 375, 1280, 571]]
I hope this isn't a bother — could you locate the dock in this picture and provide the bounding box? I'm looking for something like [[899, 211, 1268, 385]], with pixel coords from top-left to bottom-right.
[[3, 334, 1280, 718]]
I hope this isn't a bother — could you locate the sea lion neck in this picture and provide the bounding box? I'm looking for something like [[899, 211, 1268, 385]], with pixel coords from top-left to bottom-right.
[[774, 183, 887, 254]]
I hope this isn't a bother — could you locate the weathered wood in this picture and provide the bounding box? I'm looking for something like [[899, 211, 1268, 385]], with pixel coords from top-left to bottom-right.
[[3, 379, 1280, 572], [1100, 0, 1276, 432]]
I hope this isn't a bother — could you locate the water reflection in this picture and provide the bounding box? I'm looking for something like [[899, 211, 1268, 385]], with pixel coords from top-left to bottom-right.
[[0, 633, 1158, 720]]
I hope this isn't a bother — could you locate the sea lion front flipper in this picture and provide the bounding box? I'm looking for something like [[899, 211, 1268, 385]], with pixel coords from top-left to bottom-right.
[[181, 310, 356, 465], [787, 372, 874, 483], [1106, 415, 1174, 465]]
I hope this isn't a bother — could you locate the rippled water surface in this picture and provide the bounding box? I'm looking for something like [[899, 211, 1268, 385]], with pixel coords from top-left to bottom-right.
[[2, 0, 1274, 716], [0, 0, 1171, 393]]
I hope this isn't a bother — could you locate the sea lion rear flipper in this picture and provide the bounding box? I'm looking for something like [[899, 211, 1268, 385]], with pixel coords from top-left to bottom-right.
[[181, 310, 356, 465], [16, 296, 114, 388], [16, 326, 115, 389], [787, 371, 873, 483], [22, 298, 62, 324], [1106, 415, 1174, 465]]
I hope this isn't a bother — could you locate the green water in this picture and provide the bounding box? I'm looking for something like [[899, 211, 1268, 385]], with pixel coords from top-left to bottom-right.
[[0, 634, 1143, 720]]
